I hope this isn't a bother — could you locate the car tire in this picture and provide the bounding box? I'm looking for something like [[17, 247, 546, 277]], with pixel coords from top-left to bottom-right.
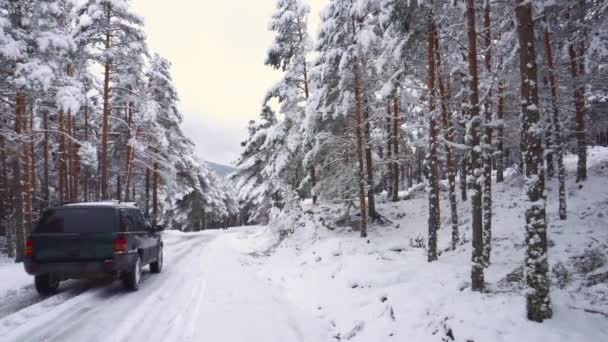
[[35, 274, 59, 296], [122, 256, 142, 291], [150, 245, 163, 274]]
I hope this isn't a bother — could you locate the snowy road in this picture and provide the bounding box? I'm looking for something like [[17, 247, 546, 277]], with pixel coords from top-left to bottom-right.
[[0, 230, 328, 342]]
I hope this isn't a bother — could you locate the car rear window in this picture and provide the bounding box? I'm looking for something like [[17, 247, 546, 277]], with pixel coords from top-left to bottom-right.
[[36, 207, 118, 234]]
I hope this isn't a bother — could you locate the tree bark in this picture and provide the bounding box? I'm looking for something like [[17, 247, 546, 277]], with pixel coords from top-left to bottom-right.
[[145, 167, 150, 217], [43, 112, 50, 205], [392, 98, 400, 202], [543, 24, 567, 220], [14, 93, 26, 261], [516, 0, 552, 322], [433, 24, 459, 251], [153, 162, 159, 224], [386, 104, 393, 196], [465, 0, 484, 291], [354, 56, 368, 238], [58, 111, 65, 203], [482, 0, 493, 267], [101, 5, 112, 199], [427, 15, 440, 262], [496, 81, 505, 183], [568, 36, 587, 182], [364, 98, 377, 220], [124, 105, 134, 201]]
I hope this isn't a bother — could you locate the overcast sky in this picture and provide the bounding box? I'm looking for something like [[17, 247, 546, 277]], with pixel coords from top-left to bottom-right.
[[132, 0, 327, 166]]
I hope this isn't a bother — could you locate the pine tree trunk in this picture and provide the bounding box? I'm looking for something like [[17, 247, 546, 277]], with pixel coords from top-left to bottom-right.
[[460, 156, 468, 201], [364, 98, 377, 220], [124, 105, 134, 201], [58, 111, 65, 203], [465, 0, 484, 291], [516, 0, 552, 322], [83, 105, 90, 202], [386, 105, 393, 196], [101, 12, 112, 199], [28, 108, 36, 214], [0, 135, 8, 251], [66, 112, 73, 201], [392, 98, 400, 202], [427, 17, 440, 262], [496, 82, 505, 183], [433, 25, 459, 251], [354, 53, 368, 238], [153, 163, 159, 224], [569, 41, 587, 182], [23, 107, 33, 239], [543, 25, 567, 220], [43, 112, 50, 206], [482, 0, 493, 267], [145, 168, 150, 217], [14, 93, 26, 261]]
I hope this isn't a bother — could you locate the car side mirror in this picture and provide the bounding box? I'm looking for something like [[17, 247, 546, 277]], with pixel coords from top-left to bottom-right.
[[155, 224, 165, 232]]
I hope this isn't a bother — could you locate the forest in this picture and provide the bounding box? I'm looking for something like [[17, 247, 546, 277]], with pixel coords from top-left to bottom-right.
[[0, 0, 239, 262], [0, 0, 607, 334], [231, 0, 608, 324]]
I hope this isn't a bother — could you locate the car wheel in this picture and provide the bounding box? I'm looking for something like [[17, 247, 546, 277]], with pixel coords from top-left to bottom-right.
[[150, 245, 163, 274], [35, 274, 59, 296], [122, 256, 142, 291]]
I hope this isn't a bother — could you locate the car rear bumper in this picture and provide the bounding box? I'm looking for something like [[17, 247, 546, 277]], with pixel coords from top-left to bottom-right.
[[24, 252, 138, 278]]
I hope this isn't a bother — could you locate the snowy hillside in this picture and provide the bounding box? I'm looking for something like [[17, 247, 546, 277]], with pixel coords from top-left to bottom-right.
[[225, 147, 608, 341]]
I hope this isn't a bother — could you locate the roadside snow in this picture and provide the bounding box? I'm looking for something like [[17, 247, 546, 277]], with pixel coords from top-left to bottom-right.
[[225, 147, 608, 342]]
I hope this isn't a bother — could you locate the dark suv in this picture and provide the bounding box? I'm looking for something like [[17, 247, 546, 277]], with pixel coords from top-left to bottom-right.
[[24, 202, 164, 295]]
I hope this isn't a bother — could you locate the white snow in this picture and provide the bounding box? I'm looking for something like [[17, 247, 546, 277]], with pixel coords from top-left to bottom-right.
[[2, 148, 608, 342], [0, 230, 329, 342]]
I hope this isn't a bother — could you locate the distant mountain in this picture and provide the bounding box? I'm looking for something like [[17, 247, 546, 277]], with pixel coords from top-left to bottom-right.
[[206, 161, 237, 178]]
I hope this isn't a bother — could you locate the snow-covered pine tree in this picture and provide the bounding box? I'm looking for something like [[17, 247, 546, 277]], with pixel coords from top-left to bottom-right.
[[516, 0, 552, 322], [465, 0, 485, 292], [75, 0, 147, 199]]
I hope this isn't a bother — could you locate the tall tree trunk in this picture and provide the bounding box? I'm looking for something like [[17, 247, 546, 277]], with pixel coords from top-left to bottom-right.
[[58, 111, 65, 203], [0, 134, 8, 251], [153, 162, 159, 224], [496, 81, 505, 183], [101, 7, 112, 199], [23, 104, 33, 240], [43, 112, 50, 206], [354, 55, 368, 238], [364, 98, 377, 220], [465, 0, 484, 291], [83, 105, 90, 202], [67, 112, 73, 201], [569, 35, 587, 182], [516, 0, 552, 322], [145, 167, 150, 217], [543, 24, 567, 220], [28, 107, 36, 215], [482, 0, 493, 267], [427, 16, 440, 262], [14, 93, 26, 261], [433, 24, 459, 251], [386, 104, 393, 196], [124, 105, 134, 201], [392, 98, 400, 202]]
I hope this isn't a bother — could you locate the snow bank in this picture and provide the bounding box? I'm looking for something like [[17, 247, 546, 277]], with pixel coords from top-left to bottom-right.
[[228, 147, 608, 341]]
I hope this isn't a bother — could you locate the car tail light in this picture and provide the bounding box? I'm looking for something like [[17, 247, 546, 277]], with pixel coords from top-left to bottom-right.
[[113, 236, 128, 253], [25, 239, 34, 257]]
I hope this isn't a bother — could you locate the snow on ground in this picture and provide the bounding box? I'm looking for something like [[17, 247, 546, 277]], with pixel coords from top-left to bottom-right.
[[0, 148, 607, 342], [224, 147, 608, 342], [0, 230, 329, 342]]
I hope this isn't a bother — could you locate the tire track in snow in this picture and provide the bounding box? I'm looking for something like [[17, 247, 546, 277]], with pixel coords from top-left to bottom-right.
[[0, 232, 215, 342]]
